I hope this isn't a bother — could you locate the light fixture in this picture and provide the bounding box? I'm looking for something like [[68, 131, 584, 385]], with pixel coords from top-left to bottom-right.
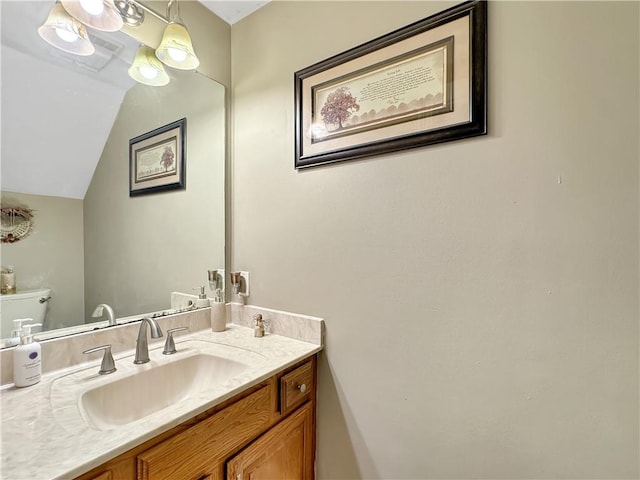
[[155, 0, 199, 70], [37, 2, 95, 56], [155, 22, 199, 70], [37, 0, 200, 86], [60, 0, 123, 32], [113, 0, 144, 27], [128, 45, 169, 86]]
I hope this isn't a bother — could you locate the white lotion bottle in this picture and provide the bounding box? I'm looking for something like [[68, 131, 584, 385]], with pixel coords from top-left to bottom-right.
[[13, 322, 42, 388]]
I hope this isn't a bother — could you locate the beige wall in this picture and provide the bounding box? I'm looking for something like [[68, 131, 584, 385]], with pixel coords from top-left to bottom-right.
[[230, 1, 639, 478], [0, 192, 84, 330], [83, 70, 225, 319]]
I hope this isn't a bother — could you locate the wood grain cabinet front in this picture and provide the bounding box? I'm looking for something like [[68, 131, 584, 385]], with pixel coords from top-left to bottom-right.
[[226, 402, 314, 480], [280, 360, 314, 416], [86, 472, 113, 480], [74, 355, 317, 480], [137, 384, 275, 480]]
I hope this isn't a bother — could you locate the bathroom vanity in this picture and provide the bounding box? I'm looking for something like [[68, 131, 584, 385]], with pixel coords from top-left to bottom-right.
[[76, 356, 316, 480], [0, 307, 324, 480]]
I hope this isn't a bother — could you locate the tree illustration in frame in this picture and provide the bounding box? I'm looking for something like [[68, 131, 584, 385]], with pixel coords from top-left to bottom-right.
[[320, 86, 360, 131]]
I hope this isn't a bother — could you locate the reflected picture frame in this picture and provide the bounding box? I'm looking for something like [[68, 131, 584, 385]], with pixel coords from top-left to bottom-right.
[[129, 118, 186, 196], [294, 0, 487, 169]]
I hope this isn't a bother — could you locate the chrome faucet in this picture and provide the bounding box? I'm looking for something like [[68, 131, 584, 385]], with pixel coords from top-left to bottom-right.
[[92, 304, 116, 326], [133, 317, 163, 364]]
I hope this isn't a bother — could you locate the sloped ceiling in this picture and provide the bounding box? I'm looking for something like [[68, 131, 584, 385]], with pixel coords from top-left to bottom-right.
[[1, 1, 139, 199], [200, 1, 269, 25], [1, 0, 268, 200]]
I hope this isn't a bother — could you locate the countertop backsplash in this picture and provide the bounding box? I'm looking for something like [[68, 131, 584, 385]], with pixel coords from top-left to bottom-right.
[[229, 303, 324, 345], [1, 302, 324, 386]]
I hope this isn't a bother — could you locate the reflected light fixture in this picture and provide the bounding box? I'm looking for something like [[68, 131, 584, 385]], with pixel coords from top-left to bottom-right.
[[155, 0, 199, 70], [128, 45, 170, 87], [37, 1, 95, 56], [114, 0, 144, 27], [60, 0, 124, 32], [37, 0, 199, 86]]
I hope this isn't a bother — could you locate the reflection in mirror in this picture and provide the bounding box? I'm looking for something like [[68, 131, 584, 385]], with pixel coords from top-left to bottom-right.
[[0, 1, 225, 346]]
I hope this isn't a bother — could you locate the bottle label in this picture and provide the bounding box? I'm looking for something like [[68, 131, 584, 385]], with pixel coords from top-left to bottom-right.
[[21, 360, 41, 371], [24, 371, 41, 382], [29, 352, 38, 360], [14, 356, 41, 386]]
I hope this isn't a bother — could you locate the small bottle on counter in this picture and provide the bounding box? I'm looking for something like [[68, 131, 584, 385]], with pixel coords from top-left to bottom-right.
[[211, 289, 226, 332], [13, 321, 43, 387], [254, 314, 265, 338]]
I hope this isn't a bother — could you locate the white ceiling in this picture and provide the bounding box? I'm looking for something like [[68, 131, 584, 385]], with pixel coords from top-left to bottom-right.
[[199, 1, 269, 25], [0, 0, 268, 200]]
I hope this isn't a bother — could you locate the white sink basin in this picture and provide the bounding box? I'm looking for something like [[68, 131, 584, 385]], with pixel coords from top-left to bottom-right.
[[79, 352, 249, 430]]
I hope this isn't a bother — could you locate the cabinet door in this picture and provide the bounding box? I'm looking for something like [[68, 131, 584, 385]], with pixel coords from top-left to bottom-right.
[[227, 403, 314, 480]]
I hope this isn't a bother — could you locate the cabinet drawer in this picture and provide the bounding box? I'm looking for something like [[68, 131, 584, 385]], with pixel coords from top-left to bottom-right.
[[280, 360, 314, 415]]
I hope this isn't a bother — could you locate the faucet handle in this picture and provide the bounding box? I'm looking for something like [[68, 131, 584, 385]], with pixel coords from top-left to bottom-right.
[[163, 327, 189, 355], [83, 344, 117, 375]]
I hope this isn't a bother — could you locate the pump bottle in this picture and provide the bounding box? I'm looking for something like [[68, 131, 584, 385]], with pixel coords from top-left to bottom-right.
[[13, 322, 42, 387], [211, 288, 226, 332], [194, 286, 210, 308], [6, 318, 28, 347]]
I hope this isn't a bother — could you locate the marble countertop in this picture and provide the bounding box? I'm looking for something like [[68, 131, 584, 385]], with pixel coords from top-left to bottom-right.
[[0, 325, 322, 480]]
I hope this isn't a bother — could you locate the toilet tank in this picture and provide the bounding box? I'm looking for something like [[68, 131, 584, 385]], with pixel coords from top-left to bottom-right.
[[0, 288, 51, 338]]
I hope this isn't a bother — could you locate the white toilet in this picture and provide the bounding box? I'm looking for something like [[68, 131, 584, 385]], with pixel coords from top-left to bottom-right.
[[0, 288, 51, 339]]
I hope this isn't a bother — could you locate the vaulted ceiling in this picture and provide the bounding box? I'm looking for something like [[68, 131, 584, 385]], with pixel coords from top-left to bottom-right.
[[200, 1, 268, 25]]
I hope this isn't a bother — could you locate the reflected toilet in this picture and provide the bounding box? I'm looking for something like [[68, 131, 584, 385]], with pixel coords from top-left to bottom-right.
[[0, 288, 51, 339]]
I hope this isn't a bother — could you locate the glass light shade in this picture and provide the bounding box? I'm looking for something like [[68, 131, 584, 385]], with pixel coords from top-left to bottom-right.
[[155, 23, 199, 70], [61, 0, 123, 32], [128, 45, 170, 87], [80, 0, 104, 15], [38, 2, 95, 56]]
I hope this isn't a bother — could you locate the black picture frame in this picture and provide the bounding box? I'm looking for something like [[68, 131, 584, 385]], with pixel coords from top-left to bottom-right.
[[129, 118, 186, 196], [294, 0, 487, 169]]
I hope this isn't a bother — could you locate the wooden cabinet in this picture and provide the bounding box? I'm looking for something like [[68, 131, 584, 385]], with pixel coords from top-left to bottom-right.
[[86, 473, 112, 480], [137, 384, 275, 480], [280, 361, 314, 416], [226, 402, 314, 480], [75, 356, 316, 480]]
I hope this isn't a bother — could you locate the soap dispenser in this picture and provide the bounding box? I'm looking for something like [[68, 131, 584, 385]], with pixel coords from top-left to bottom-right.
[[194, 286, 210, 308], [6, 318, 28, 347], [13, 322, 42, 387], [210, 288, 226, 332]]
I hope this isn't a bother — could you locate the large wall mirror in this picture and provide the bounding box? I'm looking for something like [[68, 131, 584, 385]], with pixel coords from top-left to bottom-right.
[[0, 1, 225, 345]]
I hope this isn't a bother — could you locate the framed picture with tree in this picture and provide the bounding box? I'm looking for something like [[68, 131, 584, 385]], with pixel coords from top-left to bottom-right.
[[294, 0, 487, 169], [129, 118, 186, 196]]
